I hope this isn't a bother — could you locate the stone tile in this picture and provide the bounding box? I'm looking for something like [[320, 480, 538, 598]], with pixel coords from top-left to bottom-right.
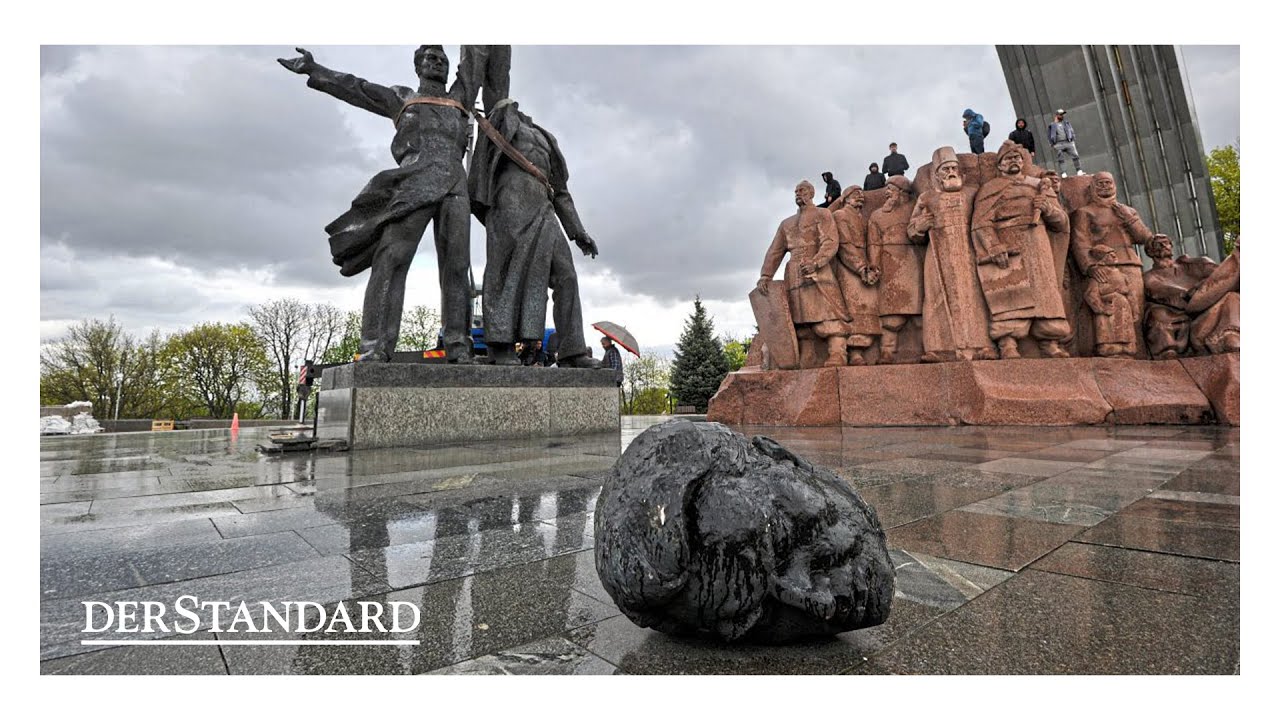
[[41, 555, 391, 661], [1161, 468, 1240, 496], [1058, 439, 1150, 451], [565, 598, 943, 675], [1030, 542, 1240, 599], [1012, 446, 1115, 463], [854, 458, 976, 475], [40, 518, 224, 562], [915, 447, 1020, 464], [1077, 514, 1239, 562], [561, 549, 614, 606], [969, 457, 1084, 477], [857, 480, 1001, 528], [40, 632, 227, 675], [427, 637, 620, 675], [210, 498, 429, 539], [87, 485, 298, 515], [1119, 496, 1239, 528], [957, 478, 1151, 527], [345, 520, 593, 590], [41, 501, 245, 536], [1148, 489, 1239, 506], [221, 555, 620, 674], [888, 510, 1084, 571], [1109, 447, 1214, 462], [862, 570, 1237, 674], [889, 549, 1013, 610], [41, 531, 320, 600]]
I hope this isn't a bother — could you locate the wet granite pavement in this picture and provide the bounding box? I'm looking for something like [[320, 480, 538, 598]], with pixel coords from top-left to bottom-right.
[[39, 419, 1239, 674]]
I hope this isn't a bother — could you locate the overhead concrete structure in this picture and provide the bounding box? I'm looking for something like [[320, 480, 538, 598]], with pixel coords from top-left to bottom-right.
[[997, 45, 1223, 261]]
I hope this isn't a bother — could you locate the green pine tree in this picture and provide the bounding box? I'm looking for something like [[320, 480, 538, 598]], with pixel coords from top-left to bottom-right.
[[670, 297, 730, 413]]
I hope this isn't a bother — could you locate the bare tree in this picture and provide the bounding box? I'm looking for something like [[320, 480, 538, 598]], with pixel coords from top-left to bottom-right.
[[248, 299, 309, 419]]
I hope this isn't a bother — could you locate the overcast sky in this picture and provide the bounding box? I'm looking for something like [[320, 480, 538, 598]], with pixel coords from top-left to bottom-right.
[[39, 44, 1239, 356]]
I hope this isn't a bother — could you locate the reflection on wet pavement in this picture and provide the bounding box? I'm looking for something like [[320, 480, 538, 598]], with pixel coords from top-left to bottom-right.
[[40, 418, 1239, 674]]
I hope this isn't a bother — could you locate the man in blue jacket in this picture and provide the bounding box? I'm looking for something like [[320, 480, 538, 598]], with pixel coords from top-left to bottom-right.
[[1048, 108, 1084, 177], [962, 109, 986, 154]]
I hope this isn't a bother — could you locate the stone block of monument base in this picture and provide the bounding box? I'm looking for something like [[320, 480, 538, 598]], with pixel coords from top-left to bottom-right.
[[706, 356, 1238, 427], [317, 363, 620, 449], [1178, 353, 1240, 426]]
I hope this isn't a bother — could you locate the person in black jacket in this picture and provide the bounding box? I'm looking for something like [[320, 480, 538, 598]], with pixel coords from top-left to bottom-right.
[[1008, 118, 1035, 155], [882, 143, 909, 177], [818, 171, 841, 208], [863, 163, 887, 191]]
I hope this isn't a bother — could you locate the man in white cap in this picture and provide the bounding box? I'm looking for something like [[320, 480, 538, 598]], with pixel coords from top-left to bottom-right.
[[1047, 108, 1084, 177]]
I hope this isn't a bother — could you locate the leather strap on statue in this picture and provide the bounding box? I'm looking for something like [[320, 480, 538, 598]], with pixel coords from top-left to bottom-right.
[[472, 112, 556, 198], [395, 96, 556, 199], [393, 96, 469, 127]]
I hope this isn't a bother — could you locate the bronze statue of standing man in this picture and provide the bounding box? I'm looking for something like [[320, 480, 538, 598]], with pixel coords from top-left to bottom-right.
[[278, 46, 483, 363]]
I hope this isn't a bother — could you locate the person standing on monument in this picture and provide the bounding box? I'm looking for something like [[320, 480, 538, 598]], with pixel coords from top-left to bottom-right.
[[466, 46, 602, 369], [868, 175, 924, 362], [278, 46, 482, 363], [906, 147, 997, 362], [971, 140, 1072, 359], [962, 109, 987, 154], [757, 181, 851, 367], [1070, 171, 1153, 356], [882, 143, 910, 178], [1048, 108, 1084, 177], [830, 186, 881, 366], [1008, 118, 1036, 155]]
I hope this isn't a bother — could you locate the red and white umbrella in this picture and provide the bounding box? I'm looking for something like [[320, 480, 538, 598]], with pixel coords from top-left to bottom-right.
[[592, 321, 640, 357]]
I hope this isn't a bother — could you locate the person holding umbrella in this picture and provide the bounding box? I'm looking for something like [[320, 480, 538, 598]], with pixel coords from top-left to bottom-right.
[[601, 336, 624, 386], [593, 321, 638, 386]]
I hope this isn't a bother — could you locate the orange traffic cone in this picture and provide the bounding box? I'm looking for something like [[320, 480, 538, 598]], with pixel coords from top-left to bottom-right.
[[230, 412, 240, 433]]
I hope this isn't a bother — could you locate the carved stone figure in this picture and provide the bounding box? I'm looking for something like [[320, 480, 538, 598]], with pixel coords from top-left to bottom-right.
[[594, 419, 894, 643], [1083, 245, 1138, 357], [1143, 236, 1240, 358], [1037, 169, 1072, 297], [906, 147, 997, 362], [830, 186, 881, 365], [1070, 171, 1154, 356], [278, 46, 482, 363], [757, 181, 850, 368], [971, 140, 1072, 359], [868, 175, 923, 363], [466, 47, 601, 368]]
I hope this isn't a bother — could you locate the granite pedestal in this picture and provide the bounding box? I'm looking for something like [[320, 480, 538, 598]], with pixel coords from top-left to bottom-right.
[[317, 363, 620, 449], [707, 353, 1238, 427]]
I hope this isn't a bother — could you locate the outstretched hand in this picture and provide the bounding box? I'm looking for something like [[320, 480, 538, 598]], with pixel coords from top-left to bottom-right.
[[575, 235, 598, 258], [278, 47, 315, 75]]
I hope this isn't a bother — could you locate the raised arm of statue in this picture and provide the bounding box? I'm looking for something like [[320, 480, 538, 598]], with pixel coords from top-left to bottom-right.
[[278, 47, 402, 118], [553, 188, 598, 258]]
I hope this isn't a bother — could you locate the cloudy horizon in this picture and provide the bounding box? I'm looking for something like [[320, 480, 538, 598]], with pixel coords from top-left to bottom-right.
[[40, 45, 1239, 358]]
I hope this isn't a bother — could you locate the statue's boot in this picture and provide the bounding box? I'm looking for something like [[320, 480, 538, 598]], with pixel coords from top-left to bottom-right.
[[559, 353, 603, 369], [488, 343, 520, 366], [920, 351, 945, 363], [356, 338, 389, 363], [879, 333, 898, 364], [446, 340, 474, 365], [974, 346, 999, 361], [823, 337, 847, 367], [997, 336, 1021, 359], [849, 349, 867, 366], [1038, 340, 1070, 359]]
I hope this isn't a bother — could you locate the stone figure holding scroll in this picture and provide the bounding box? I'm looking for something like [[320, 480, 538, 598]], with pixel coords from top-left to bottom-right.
[[757, 181, 850, 368], [868, 175, 923, 363], [906, 147, 997, 362], [465, 46, 602, 368], [278, 46, 483, 363], [830, 186, 881, 366], [970, 140, 1072, 359]]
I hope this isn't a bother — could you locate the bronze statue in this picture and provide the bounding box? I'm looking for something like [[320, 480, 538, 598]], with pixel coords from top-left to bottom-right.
[[868, 175, 923, 363], [830, 186, 881, 365], [465, 47, 602, 368], [907, 147, 997, 362], [1083, 245, 1138, 357], [971, 141, 1072, 359], [1143, 236, 1240, 358], [757, 181, 850, 368], [1070, 171, 1153, 357], [278, 46, 482, 363]]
